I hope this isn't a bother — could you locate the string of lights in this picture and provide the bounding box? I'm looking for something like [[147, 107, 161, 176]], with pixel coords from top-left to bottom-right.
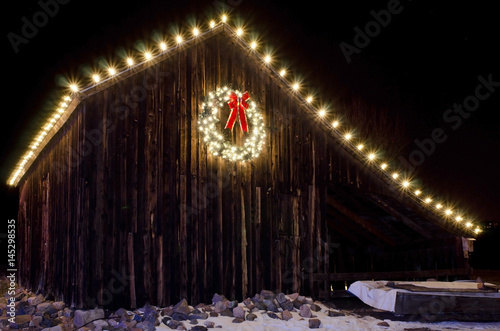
[[6, 13, 481, 235]]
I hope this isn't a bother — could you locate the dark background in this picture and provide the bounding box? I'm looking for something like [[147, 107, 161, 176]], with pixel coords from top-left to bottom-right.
[[1, 0, 499, 269]]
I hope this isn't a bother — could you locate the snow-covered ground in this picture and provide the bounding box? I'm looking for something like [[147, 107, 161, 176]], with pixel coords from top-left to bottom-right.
[[155, 300, 500, 331]]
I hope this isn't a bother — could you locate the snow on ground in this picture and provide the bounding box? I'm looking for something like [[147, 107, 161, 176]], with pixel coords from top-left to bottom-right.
[[155, 300, 500, 331]]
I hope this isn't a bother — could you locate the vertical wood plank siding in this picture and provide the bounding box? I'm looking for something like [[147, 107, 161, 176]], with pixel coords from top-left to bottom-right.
[[17, 31, 464, 308]]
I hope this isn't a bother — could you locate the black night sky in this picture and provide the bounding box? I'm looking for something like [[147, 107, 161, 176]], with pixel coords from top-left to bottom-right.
[[1, 0, 499, 266]]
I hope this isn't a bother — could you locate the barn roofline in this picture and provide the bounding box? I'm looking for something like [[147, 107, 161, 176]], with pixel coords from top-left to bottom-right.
[[7, 17, 480, 237]]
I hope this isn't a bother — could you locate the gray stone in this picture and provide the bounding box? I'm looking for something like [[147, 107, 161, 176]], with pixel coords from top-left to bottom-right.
[[204, 321, 215, 328], [172, 312, 188, 321], [74, 309, 105, 328], [189, 318, 198, 324], [220, 308, 233, 317], [166, 319, 184, 329], [232, 306, 245, 319], [282, 309, 293, 321], [310, 304, 321, 312], [327, 310, 344, 317], [211, 293, 226, 304], [209, 312, 218, 317], [246, 313, 257, 321], [263, 299, 278, 312], [287, 293, 299, 301], [299, 304, 312, 318], [52, 301, 65, 311], [260, 290, 276, 300], [309, 318, 321, 328], [267, 312, 279, 319], [232, 317, 244, 323], [189, 312, 209, 320], [377, 321, 390, 327], [214, 301, 227, 313], [192, 326, 208, 331], [173, 299, 192, 315], [227, 300, 239, 309]]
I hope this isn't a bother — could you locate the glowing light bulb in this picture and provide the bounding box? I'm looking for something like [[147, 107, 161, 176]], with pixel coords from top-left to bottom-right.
[[144, 52, 152, 60], [455, 216, 463, 222], [357, 144, 364, 150], [392, 173, 399, 179], [425, 197, 432, 204], [380, 163, 388, 170], [279, 69, 286, 77], [402, 181, 410, 188], [332, 121, 339, 128], [221, 14, 227, 23], [318, 109, 326, 117], [92, 74, 100, 83], [292, 83, 299, 91], [160, 42, 167, 51], [414, 190, 421, 196], [306, 96, 313, 103], [250, 41, 257, 49], [176, 35, 183, 44], [236, 28, 243, 36], [445, 209, 453, 216], [264, 55, 271, 63], [368, 153, 376, 160], [69, 84, 78, 92], [210, 20, 216, 28], [127, 58, 134, 66], [465, 222, 472, 228], [436, 203, 442, 209], [344, 133, 352, 140], [193, 28, 200, 36]]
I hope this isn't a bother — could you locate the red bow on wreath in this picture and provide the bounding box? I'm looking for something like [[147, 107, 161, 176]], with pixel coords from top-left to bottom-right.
[[225, 91, 249, 132]]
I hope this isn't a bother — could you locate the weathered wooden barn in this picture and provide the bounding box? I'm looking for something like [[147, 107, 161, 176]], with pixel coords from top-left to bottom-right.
[[12, 21, 477, 309]]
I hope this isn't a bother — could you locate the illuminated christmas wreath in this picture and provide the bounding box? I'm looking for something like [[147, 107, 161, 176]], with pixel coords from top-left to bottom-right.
[[198, 86, 266, 161]]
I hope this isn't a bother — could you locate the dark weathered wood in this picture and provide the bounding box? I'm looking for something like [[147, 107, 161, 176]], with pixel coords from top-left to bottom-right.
[[16, 28, 470, 308]]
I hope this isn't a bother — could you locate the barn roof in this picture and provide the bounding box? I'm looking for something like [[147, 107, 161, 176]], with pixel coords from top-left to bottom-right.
[[6, 14, 481, 237]]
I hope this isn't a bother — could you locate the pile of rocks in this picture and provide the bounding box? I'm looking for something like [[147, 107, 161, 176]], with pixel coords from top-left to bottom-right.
[[1, 278, 342, 330]]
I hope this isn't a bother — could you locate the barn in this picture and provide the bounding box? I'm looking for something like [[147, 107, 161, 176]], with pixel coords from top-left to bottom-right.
[[8, 16, 480, 309]]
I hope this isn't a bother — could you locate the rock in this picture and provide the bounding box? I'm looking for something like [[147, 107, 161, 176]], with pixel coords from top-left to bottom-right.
[[173, 299, 192, 315], [28, 294, 45, 306], [172, 312, 188, 321], [30, 315, 43, 327], [267, 312, 279, 319], [92, 319, 109, 331], [211, 293, 227, 304], [227, 300, 239, 309], [232, 306, 245, 319], [162, 317, 172, 325], [263, 299, 278, 312], [309, 318, 321, 328], [52, 301, 65, 310], [243, 297, 252, 306], [189, 312, 208, 320], [166, 319, 184, 329], [299, 304, 312, 318], [252, 293, 263, 303], [37, 302, 54, 312], [260, 290, 276, 300], [287, 293, 299, 301], [17, 300, 36, 315], [232, 317, 245, 323], [327, 310, 344, 317], [14, 314, 32, 328], [41, 326, 62, 331], [192, 326, 208, 331], [204, 320, 215, 328], [220, 308, 233, 317], [310, 304, 321, 312], [246, 313, 257, 321], [189, 318, 198, 324], [377, 321, 390, 327], [254, 301, 267, 310], [282, 309, 293, 321], [74, 309, 105, 328], [209, 312, 218, 317], [214, 301, 227, 313]]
